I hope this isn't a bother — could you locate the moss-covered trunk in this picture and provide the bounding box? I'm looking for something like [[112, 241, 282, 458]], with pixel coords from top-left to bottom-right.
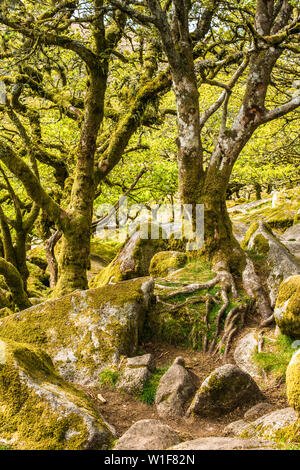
[[53, 69, 107, 297], [54, 218, 91, 296], [0, 258, 31, 310], [200, 167, 245, 273]]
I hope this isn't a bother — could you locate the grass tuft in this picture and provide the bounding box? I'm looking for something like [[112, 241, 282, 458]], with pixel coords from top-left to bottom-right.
[[253, 334, 296, 380], [138, 366, 169, 405], [99, 368, 120, 389]]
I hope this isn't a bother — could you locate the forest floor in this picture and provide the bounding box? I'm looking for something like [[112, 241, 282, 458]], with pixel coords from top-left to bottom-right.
[[84, 333, 288, 442]]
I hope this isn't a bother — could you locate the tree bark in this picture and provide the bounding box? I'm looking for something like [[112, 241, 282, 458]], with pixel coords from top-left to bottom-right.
[[0, 258, 31, 310]]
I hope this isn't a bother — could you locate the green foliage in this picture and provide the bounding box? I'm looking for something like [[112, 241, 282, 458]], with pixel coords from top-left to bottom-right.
[[138, 367, 169, 405], [253, 335, 295, 380], [99, 369, 120, 389]]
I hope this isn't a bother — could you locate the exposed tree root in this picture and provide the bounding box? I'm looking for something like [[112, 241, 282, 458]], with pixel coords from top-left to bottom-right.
[[154, 250, 273, 358], [156, 295, 206, 311], [242, 256, 273, 325], [208, 286, 229, 353], [162, 276, 222, 299]]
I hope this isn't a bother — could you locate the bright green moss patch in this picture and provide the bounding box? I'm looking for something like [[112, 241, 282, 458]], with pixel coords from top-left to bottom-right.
[[252, 234, 269, 256], [99, 368, 120, 389], [286, 350, 300, 412], [241, 222, 259, 250], [253, 334, 295, 380], [275, 275, 300, 337], [138, 367, 169, 405]]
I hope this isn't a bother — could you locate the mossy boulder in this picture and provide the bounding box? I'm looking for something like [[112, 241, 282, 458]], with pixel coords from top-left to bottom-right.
[[242, 221, 300, 306], [282, 224, 300, 242], [0, 338, 114, 450], [274, 276, 300, 337], [0, 277, 154, 386], [237, 408, 298, 442], [187, 364, 262, 417], [90, 224, 166, 288], [149, 251, 187, 278], [286, 349, 300, 412], [90, 238, 121, 265]]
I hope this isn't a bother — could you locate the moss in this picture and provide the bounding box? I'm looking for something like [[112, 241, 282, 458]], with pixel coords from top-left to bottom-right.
[[0, 307, 14, 318], [275, 276, 300, 336], [149, 251, 187, 277], [241, 222, 259, 250], [253, 334, 294, 380], [286, 350, 300, 412], [89, 260, 122, 288], [274, 421, 300, 446], [138, 366, 169, 405], [27, 246, 48, 271], [144, 259, 246, 350], [252, 234, 270, 256], [237, 202, 298, 230], [99, 368, 120, 389], [27, 262, 50, 297], [0, 339, 111, 450], [90, 238, 121, 264]]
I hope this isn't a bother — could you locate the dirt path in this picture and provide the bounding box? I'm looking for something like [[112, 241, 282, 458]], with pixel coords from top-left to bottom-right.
[[85, 341, 286, 441]]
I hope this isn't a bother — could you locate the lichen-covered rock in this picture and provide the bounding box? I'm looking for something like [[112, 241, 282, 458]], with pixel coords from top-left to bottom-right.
[[242, 221, 300, 306], [286, 349, 300, 412], [171, 436, 275, 450], [237, 408, 298, 441], [155, 357, 196, 419], [90, 224, 166, 288], [117, 354, 155, 393], [223, 420, 250, 437], [244, 402, 275, 422], [0, 277, 154, 386], [187, 364, 262, 417], [113, 419, 182, 450], [274, 276, 300, 337], [233, 331, 261, 379], [149, 251, 187, 278], [0, 339, 114, 450], [282, 223, 300, 242]]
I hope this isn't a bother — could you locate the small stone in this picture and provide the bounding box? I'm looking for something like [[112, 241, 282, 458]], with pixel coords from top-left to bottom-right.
[[117, 367, 150, 394], [223, 420, 249, 437], [244, 402, 275, 422], [113, 420, 182, 450], [126, 353, 155, 372], [97, 393, 107, 404]]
